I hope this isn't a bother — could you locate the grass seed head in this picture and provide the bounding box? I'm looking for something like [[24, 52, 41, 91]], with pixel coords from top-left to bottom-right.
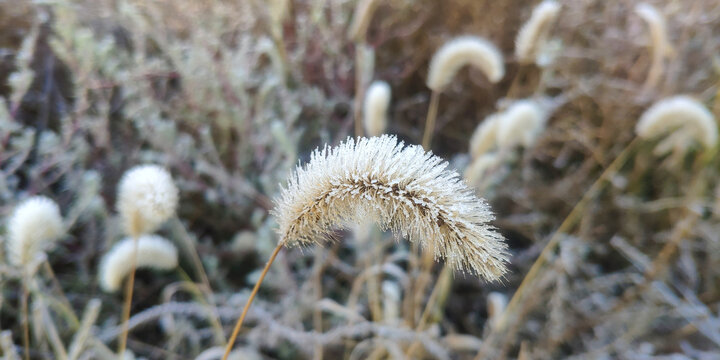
[[635, 95, 718, 153], [427, 36, 505, 92], [273, 135, 509, 280], [117, 165, 179, 237], [363, 80, 392, 137], [515, 1, 561, 65], [496, 99, 548, 149], [99, 234, 179, 292], [7, 196, 64, 266]]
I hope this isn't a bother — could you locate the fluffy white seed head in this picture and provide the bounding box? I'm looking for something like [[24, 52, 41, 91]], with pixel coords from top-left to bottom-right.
[[7, 196, 64, 266], [427, 36, 505, 92], [496, 100, 548, 149], [363, 81, 392, 137], [469, 113, 502, 159], [117, 165, 178, 237], [635, 96, 718, 152], [273, 135, 509, 280], [464, 153, 501, 188], [635, 3, 672, 58], [515, 1, 561, 65], [99, 235, 178, 292], [348, 0, 381, 42]]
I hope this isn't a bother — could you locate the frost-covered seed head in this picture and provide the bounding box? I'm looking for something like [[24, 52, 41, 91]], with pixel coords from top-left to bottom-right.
[[515, 1, 561, 65], [496, 100, 548, 149], [427, 36, 505, 92], [273, 135, 509, 280], [469, 113, 502, 159], [635, 96, 718, 153], [117, 165, 178, 237], [98, 235, 178, 292], [7, 196, 64, 266], [363, 81, 391, 137]]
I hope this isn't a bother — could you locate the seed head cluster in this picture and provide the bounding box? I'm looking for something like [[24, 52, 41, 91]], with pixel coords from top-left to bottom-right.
[[273, 135, 509, 280]]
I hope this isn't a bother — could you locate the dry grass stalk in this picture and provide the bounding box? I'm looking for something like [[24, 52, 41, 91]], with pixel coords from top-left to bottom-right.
[[223, 135, 508, 359]]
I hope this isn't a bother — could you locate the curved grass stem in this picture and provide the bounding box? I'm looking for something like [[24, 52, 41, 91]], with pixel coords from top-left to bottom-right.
[[222, 243, 283, 360], [117, 235, 139, 357]]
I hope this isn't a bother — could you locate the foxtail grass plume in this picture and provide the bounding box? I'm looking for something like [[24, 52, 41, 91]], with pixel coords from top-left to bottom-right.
[[635, 96, 718, 154], [99, 235, 178, 292], [469, 113, 502, 159], [273, 135, 509, 279], [464, 153, 501, 188], [6, 196, 64, 266], [635, 3, 672, 88], [515, 1, 561, 65], [363, 81, 391, 137], [348, 0, 381, 42], [117, 165, 178, 237], [427, 36, 505, 92], [496, 99, 548, 149]]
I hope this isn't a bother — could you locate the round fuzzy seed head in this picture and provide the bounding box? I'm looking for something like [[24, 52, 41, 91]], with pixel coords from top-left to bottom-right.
[[427, 36, 505, 92], [273, 135, 509, 280], [98, 235, 179, 292], [515, 1, 561, 65], [496, 100, 548, 149], [117, 165, 178, 237], [635, 96, 718, 152], [469, 113, 502, 159], [7, 196, 64, 266], [363, 81, 391, 137]]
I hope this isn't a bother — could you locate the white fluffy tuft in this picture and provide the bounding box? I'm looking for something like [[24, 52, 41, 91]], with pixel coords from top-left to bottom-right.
[[464, 153, 501, 188], [515, 1, 561, 65], [635, 95, 718, 152], [117, 165, 179, 237], [427, 36, 505, 92], [99, 235, 179, 292], [7, 196, 64, 266], [363, 81, 392, 137], [495, 100, 548, 149], [273, 135, 509, 280], [469, 113, 502, 159]]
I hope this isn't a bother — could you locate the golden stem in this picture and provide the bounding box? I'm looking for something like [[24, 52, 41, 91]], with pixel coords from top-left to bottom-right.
[[21, 281, 30, 360], [222, 243, 283, 360], [117, 235, 139, 357], [421, 91, 441, 150]]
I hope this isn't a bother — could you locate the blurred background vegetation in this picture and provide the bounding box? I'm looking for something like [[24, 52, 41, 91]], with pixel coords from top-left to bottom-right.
[[1, 0, 720, 359]]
